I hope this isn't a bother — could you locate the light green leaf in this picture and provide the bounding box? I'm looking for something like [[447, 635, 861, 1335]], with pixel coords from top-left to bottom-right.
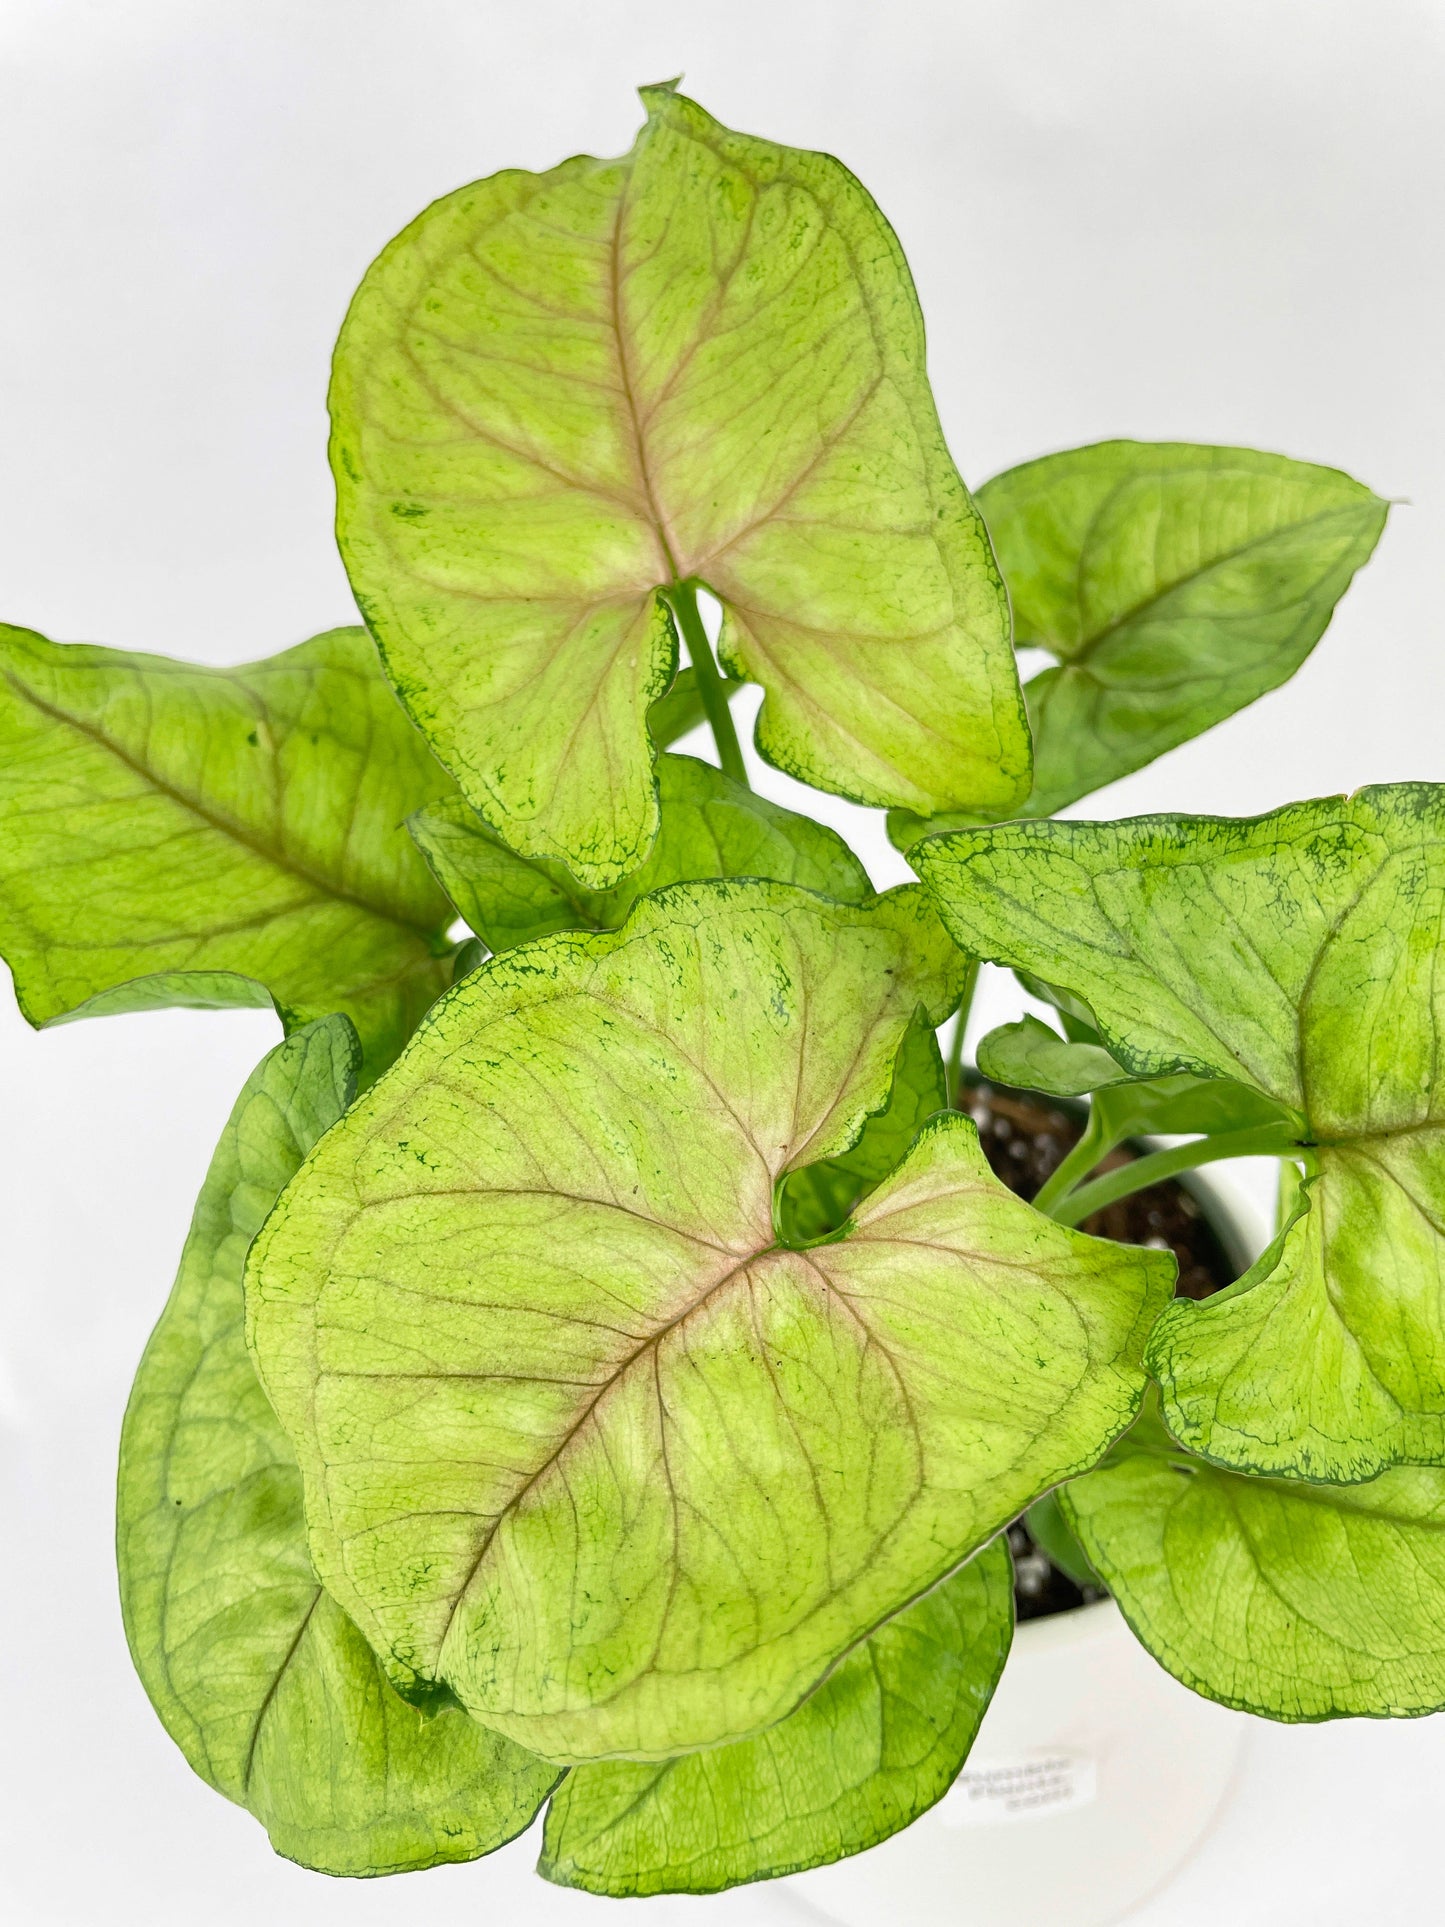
[[775, 1008, 946, 1244], [1062, 1401, 1445, 1720], [117, 1018, 556, 1875], [977, 1014, 1289, 1136], [916, 785, 1445, 1481], [976, 1015, 1130, 1099], [247, 880, 1168, 1762], [0, 623, 459, 1082], [409, 751, 870, 954], [539, 1538, 1012, 1896], [646, 665, 748, 751], [330, 83, 1028, 887], [1151, 1154, 1445, 1482], [977, 441, 1387, 816]]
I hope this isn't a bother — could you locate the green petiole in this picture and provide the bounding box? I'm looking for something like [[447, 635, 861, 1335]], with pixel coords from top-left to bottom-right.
[[666, 581, 749, 791], [1045, 1124, 1300, 1229]]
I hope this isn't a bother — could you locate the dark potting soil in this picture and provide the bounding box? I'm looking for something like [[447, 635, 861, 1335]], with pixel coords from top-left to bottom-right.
[[958, 1078, 1240, 1620]]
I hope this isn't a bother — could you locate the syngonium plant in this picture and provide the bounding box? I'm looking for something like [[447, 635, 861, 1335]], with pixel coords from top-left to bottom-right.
[[0, 81, 1430, 1896]]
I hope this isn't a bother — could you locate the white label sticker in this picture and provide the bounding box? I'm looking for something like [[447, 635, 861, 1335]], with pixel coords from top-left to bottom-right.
[[936, 1750, 1098, 1826]]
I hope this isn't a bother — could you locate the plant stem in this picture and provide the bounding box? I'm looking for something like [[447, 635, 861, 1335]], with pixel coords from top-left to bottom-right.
[[667, 581, 749, 789], [1048, 1125, 1298, 1229], [1031, 1108, 1116, 1220], [944, 958, 979, 1107]]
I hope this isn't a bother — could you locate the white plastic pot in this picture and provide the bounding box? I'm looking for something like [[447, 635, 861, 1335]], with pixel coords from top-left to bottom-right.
[[776, 1164, 1269, 1927], [780, 1596, 1245, 1927]]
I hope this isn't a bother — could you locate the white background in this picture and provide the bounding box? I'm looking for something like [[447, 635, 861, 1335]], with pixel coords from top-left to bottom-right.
[[2, 2, 1443, 1923]]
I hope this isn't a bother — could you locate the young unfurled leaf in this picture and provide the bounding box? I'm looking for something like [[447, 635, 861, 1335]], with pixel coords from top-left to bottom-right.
[[0, 623, 459, 1081], [246, 881, 1169, 1763], [1061, 1401, 1445, 1720], [117, 1018, 557, 1875], [646, 665, 747, 751], [409, 752, 870, 955], [977, 1014, 1290, 1135], [540, 1538, 1012, 1896], [916, 786, 1445, 1481], [977, 441, 1387, 816], [329, 84, 1028, 886], [976, 1015, 1130, 1099]]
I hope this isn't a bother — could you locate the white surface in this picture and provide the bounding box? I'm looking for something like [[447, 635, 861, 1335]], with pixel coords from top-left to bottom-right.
[[2, 3, 1443, 1923]]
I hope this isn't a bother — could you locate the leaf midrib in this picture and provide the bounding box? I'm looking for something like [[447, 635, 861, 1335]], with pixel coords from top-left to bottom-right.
[[1042, 495, 1377, 668], [608, 178, 682, 582], [241, 1588, 322, 1791], [7, 668, 442, 946], [433, 1243, 774, 1653], [391, 130, 905, 623]]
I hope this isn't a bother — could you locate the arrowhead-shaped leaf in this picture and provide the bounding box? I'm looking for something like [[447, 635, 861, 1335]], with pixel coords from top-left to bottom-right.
[[0, 623, 459, 1081], [1061, 1401, 1445, 1720], [329, 84, 1029, 886], [117, 1018, 557, 1875], [246, 881, 1168, 1762], [409, 751, 870, 955], [977, 441, 1387, 816], [539, 1538, 1012, 1895], [917, 786, 1445, 1481]]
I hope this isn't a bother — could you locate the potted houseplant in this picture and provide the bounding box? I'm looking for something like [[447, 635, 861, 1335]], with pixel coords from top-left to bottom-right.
[[0, 83, 1428, 1924]]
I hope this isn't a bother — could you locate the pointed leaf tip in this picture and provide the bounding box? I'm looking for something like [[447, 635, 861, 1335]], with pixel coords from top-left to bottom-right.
[[638, 76, 683, 111]]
